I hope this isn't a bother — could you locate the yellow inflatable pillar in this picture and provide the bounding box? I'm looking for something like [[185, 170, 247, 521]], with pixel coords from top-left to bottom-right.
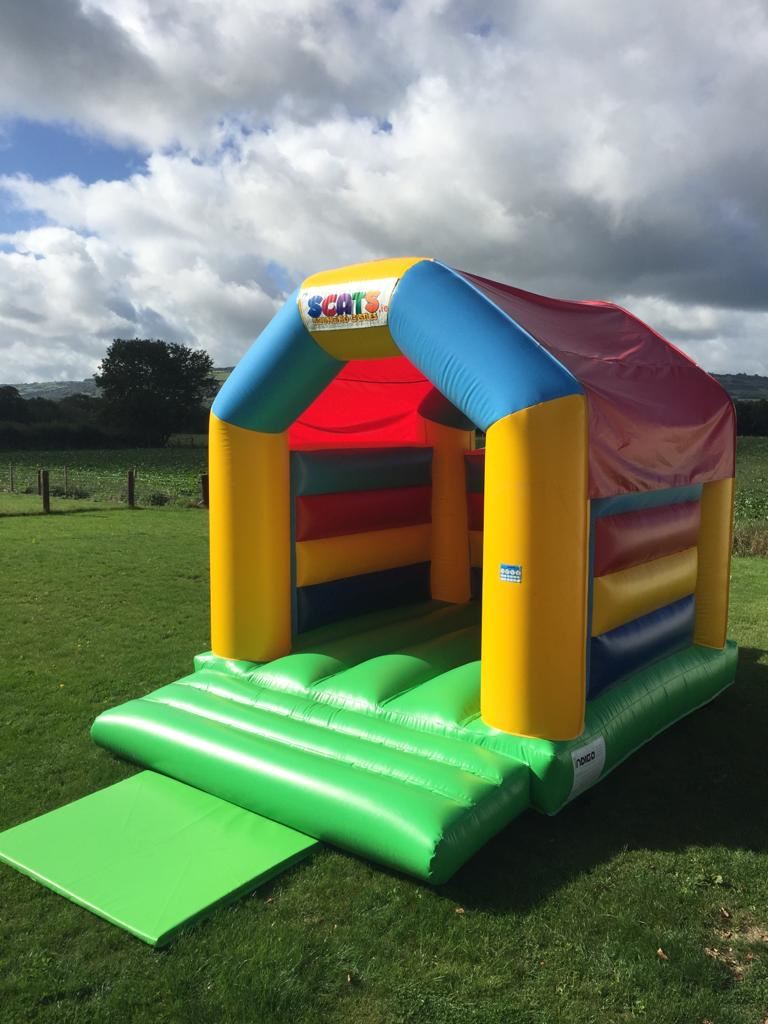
[[480, 395, 589, 740], [425, 419, 473, 604], [694, 477, 734, 649], [209, 413, 291, 662]]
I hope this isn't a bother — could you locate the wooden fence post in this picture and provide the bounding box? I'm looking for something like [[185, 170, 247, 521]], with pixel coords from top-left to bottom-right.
[[64, 466, 68, 497], [127, 469, 136, 508], [200, 473, 209, 508], [37, 468, 42, 495], [41, 470, 50, 514], [9, 462, 13, 493]]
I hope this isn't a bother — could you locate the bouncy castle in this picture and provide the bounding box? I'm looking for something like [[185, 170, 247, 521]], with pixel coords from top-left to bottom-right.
[[92, 255, 737, 873], [1, 257, 738, 943]]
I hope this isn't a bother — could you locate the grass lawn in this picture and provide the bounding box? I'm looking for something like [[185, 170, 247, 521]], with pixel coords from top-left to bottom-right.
[[1, 508, 767, 1024]]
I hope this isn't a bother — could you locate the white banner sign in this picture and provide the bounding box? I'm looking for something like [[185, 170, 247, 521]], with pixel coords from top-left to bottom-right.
[[298, 278, 398, 332], [568, 736, 606, 800]]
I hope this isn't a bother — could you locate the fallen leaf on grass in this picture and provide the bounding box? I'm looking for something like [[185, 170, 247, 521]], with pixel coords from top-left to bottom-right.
[[656, 947, 669, 961], [455, 907, 465, 915], [720, 906, 732, 920]]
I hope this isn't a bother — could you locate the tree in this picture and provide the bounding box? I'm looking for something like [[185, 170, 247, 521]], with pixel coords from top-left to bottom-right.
[[25, 396, 61, 423], [0, 385, 29, 423], [95, 339, 218, 446], [58, 393, 104, 424]]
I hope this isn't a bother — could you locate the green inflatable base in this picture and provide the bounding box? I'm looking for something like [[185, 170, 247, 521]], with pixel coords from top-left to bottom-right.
[[91, 601, 738, 884], [0, 771, 316, 946]]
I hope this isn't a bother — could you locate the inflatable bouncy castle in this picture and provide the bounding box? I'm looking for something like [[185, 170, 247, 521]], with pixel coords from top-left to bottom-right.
[[91, 256, 737, 879], [1, 257, 738, 943]]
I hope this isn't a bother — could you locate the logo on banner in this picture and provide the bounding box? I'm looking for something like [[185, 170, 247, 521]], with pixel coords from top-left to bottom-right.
[[568, 736, 606, 800], [299, 278, 398, 332]]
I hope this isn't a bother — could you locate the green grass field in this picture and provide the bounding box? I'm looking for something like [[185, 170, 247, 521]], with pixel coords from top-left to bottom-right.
[[735, 438, 768, 521], [1, 506, 768, 1023], [734, 439, 768, 555]]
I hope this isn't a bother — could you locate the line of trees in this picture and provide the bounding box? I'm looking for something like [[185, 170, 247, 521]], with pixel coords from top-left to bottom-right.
[[0, 390, 113, 449], [1, 339, 218, 448], [734, 400, 768, 437], [2, 338, 768, 449]]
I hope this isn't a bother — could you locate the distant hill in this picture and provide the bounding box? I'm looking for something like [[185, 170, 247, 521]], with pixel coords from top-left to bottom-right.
[[12, 367, 236, 404], [8, 368, 768, 402], [14, 378, 101, 400], [711, 373, 768, 400]]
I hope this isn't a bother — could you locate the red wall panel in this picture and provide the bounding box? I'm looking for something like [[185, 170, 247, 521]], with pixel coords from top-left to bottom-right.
[[295, 485, 432, 541]]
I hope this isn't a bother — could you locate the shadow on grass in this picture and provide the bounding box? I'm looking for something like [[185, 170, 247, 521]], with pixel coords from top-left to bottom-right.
[[442, 646, 768, 913], [0, 504, 202, 518], [0, 505, 139, 518]]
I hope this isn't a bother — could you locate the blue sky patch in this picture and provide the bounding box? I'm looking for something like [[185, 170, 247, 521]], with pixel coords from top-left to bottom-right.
[[0, 119, 146, 185], [0, 194, 49, 236]]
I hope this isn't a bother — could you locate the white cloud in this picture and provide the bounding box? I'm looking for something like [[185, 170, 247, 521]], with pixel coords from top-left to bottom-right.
[[0, 0, 767, 381], [620, 295, 768, 375]]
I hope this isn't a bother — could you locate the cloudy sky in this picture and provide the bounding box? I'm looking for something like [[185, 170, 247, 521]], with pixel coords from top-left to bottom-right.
[[1, 0, 767, 383]]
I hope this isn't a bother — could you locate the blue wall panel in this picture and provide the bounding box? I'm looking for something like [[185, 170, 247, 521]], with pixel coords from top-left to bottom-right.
[[592, 484, 703, 520], [464, 453, 485, 494], [292, 447, 432, 496], [589, 595, 696, 698], [296, 562, 432, 633]]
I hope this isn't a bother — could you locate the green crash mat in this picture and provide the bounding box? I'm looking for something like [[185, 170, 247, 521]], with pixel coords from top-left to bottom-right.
[[0, 771, 316, 946]]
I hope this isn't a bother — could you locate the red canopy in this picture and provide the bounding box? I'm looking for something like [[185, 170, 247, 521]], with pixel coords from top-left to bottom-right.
[[461, 271, 735, 496], [290, 271, 735, 497], [290, 357, 433, 449]]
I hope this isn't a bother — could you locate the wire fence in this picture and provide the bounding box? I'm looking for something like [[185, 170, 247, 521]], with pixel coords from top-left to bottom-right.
[[2, 452, 209, 512]]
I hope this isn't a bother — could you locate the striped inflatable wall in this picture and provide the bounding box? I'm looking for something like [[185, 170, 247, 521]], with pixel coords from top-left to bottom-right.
[[589, 485, 702, 697], [291, 447, 433, 633], [464, 451, 704, 700]]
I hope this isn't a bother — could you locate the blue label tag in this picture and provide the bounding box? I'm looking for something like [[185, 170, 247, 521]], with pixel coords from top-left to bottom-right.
[[499, 563, 522, 583]]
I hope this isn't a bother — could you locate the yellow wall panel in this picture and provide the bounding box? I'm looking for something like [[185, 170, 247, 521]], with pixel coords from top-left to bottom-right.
[[209, 414, 291, 662], [302, 257, 429, 288], [296, 524, 432, 588], [694, 477, 734, 648], [592, 547, 698, 637], [425, 419, 472, 603], [480, 395, 589, 741], [308, 323, 400, 360]]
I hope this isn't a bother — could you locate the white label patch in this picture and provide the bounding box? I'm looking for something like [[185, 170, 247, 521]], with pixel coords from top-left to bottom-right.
[[568, 736, 606, 800], [499, 563, 522, 583], [299, 278, 398, 332]]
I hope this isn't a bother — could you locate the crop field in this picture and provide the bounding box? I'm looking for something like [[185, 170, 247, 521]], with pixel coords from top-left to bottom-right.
[[0, 447, 207, 508], [732, 439, 768, 556], [734, 438, 768, 523], [1, 436, 767, 526]]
